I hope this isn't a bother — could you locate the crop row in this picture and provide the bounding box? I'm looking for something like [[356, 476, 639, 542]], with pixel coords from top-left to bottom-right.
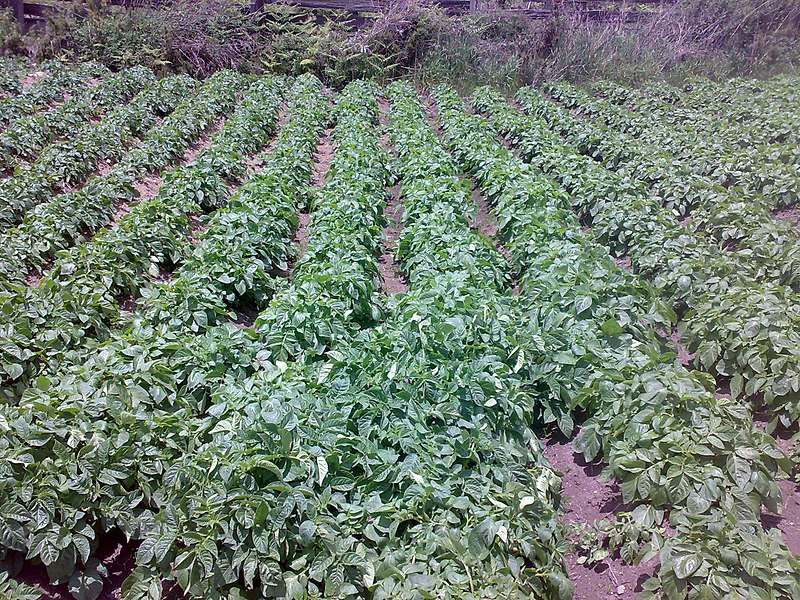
[[598, 76, 800, 146], [126, 79, 392, 598], [383, 80, 569, 597], [0, 73, 235, 286], [474, 86, 800, 430], [570, 79, 799, 173], [0, 57, 25, 97], [434, 85, 800, 599], [252, 80, 389, 363], [519, 86, 800, 297], [545, 80, 800, 213], [0, 66, 156, 172], [0, 74, 325, 600], [0, 61, 107, 129], [0, 71, 199, 228], [0, 71, 275, 403], [127, 78, 570, 599]]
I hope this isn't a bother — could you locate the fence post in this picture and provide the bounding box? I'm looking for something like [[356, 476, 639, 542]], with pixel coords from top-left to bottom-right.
[[1, 0, 24, 27], [469, 0, 478, 12]]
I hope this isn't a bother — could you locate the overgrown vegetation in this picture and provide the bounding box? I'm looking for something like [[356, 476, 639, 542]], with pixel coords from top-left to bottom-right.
[[1, 0, 797, 89]]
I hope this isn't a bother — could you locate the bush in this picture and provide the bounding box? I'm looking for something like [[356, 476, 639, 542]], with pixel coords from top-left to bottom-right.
[[0, 8, 24, 55], [7, 0, 800, 87]]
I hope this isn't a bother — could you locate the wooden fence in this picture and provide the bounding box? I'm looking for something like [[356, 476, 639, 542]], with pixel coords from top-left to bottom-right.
[[2, 0, 673, 29]]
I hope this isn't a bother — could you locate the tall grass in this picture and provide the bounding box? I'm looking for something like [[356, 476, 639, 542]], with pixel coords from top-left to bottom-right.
[[6, 0, 799, 88]]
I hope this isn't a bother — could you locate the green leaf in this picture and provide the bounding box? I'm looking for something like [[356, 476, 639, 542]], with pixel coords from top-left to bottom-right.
[[673, 553, 701, 579]]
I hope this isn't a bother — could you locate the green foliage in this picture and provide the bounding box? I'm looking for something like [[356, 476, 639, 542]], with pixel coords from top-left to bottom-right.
[[0, 572, 42, 600], [463, 78, 800, 599], [0, 8, 23, 55]]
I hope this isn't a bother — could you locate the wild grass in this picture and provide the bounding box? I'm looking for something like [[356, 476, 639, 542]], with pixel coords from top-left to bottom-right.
[[1, 0, 797, 89]]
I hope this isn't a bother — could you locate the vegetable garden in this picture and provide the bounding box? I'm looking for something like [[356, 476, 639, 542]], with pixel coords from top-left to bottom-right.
[[0, 60, 798, 600]]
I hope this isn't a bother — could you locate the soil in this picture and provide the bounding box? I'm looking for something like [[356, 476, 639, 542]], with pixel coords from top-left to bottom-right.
[[379, 183, 408, 295], [21, 71, 48, 90], [188, 214, 208, 245], [293, 212, 312, 264], [246, 107, 289, 175], [544, 431, 660, 599], [471, 185, 499, 238], [615, 256, 633, 271], [468, 181, 516, 273], [289, 127, 336, 269], [763, 480, 800, 556], [312, 128, 335, 189], [133, 174, 163, 201], [774, 205, 800, 232], [117, 294, 138, 313], [17, 531, 141, 600], [182, 117, 226, 164], [231, 303, 260, 329], [753, 412, 800, 555]]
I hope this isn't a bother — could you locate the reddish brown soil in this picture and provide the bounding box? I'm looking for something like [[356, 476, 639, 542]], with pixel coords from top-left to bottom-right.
[[774, 205, 800, 233], [231, 304, 260, 329], [544, 432, 660, 599], [182, 118, 225, 163], [18, 531, 141, 600], [471, 186, 499, 238], [374, 99, 408, 296], [379, 183, 408, 295], [312, 128, 335, 189], [615, 256, 632, 271], [246, 107, 289, 175], [753, 413, 800, 555], [21, 71, 48, 90], [293, 212, 312, 267], [24, 269, 42, 287], [133, 174, 163, 200], [469, 182, 515, 268], [117, 294, 138, 313], [188, 214, 208, 245], [765, 480, 800, 556]]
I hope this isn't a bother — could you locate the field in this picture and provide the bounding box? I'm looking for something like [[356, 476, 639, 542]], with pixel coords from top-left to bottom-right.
[[0, 58, 798, 600]]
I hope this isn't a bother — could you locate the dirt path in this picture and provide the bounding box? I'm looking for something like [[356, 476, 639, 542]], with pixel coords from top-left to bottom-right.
[[379, 182, 408, 295], [427, 91, 664, 597], [774, 205, 800, 233], [290, 125, 336, 271], [544, 432, 660, 599], [376, 99, 408, 296]]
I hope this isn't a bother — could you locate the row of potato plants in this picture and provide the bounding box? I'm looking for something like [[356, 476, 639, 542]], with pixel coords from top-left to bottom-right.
[[124, 79, 395, 598], [473, 86, 800, 431], [0, 70, 274, 403], [519, 86, 800, 298], [251, 79, 389, 363], [597, 76, 800, 146], [0, 66, 155, 172], [567, 79, 799, 176], [436, 85, 800, 598], [125, 79, 572, 599], [545, 80, 800, 214], [0, 57, 25, 97], [0, 69, 191, 228], [383, 80, 570, 598], [0, 61, 107, 129], [0, 73, 216, 283], [0, 75, 325, 600]]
